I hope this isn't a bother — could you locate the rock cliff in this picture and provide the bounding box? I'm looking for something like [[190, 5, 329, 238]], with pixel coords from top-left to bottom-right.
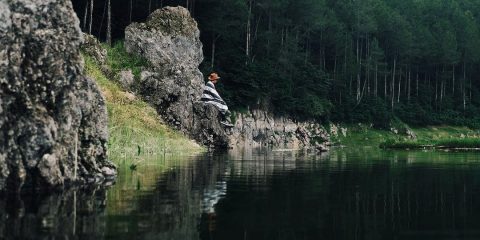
[[230, 109, 330, 150], [123, 6, 329, 150], [124, 6, 228, 148], [0, 0, 116, 191]]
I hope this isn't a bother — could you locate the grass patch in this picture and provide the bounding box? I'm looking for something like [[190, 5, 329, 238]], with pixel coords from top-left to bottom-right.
[[333, 123, 397, 147], [335, 123, 480, 150], [380, 138, 480, 149], [379, 139, 433, 149], [435, 138, 480, 148], [104, 41, 149, 80], [83, 54, 203, 164]]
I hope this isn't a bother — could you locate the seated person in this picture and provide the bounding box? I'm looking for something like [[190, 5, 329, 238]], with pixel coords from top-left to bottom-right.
[[201, 72, 232, 127]]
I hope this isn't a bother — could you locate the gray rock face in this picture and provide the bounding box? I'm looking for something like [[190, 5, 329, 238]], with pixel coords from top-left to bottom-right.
[[82, 33, 108, 66], [125, 7, 224, 147], [229, 109, 330, 150], [0, 0, 116, 191], [192, 103, 229, 148], [125, 7, 202, 72], [118, 70, 135, 89]]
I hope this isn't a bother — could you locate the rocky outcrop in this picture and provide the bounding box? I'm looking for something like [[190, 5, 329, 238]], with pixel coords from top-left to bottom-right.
[[124, 7, 224, 147], [0, 0, 116, 191], [82, 34, 108, 66], [123, 6, 331, 150], [229, 109, 330, 150], [192, 103, 229, 148]]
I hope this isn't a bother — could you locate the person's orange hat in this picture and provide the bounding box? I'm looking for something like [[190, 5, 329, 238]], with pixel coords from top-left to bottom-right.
[[208, 72, 221, 81]]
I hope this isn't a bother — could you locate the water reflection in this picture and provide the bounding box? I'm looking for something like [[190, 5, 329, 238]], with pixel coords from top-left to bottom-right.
[[0, 186, 108, 239], [1, 148, 480, 239]]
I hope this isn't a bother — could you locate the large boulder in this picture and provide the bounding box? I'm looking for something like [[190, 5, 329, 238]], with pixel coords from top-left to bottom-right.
[[0, 0, 116, 191], [125, 7, 227, 148], [192, 103, 229, 148]]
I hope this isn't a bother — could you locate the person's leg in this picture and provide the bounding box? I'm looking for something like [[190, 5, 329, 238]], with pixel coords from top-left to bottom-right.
[[224, 110, 231, 122], [219, 110, 233, 127]]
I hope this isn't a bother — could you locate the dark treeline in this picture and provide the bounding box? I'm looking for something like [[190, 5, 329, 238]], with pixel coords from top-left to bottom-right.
[[72, 0, 480, 127]]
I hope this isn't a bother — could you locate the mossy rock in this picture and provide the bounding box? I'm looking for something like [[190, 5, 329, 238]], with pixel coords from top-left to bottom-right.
[[141, 7, 198, 38]]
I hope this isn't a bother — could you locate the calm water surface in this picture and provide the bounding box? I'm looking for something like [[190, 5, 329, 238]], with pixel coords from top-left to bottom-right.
[[2, 147, 480, 239]]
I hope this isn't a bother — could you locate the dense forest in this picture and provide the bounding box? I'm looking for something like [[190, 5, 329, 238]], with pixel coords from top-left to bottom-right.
[[72, 0, 480, 128]]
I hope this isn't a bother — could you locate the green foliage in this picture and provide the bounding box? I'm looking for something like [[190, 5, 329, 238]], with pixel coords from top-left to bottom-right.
[[193, 0, 480, 126], [105, 41, 149, 81]]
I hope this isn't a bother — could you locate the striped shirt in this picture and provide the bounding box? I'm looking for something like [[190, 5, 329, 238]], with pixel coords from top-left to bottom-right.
[[201, 81, 228, 114]]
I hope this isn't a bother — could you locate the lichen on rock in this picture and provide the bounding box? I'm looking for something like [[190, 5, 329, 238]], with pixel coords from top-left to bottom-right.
[[0, 0, 116, 191]]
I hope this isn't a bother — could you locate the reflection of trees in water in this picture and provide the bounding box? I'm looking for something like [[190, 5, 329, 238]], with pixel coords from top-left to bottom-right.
[[0, 186, 109, 239], [3, 149, 479, 239], [105, 154, 229, 239], [226, 147, 329, 180], [202, 149, 480, 240], [0, 154, 229, 239]]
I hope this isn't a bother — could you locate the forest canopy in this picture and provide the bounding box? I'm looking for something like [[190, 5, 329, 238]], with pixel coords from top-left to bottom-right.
[[72, 0, 480, 127]]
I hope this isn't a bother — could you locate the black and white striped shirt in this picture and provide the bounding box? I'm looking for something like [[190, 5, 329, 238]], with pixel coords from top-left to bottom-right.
[[201, 81, 228, 113]]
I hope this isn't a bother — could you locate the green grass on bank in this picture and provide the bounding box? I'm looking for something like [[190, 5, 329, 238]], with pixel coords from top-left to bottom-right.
[[334, 124, 480, 150], [381, 138, 480, 149], [83, 54, 203, 164]]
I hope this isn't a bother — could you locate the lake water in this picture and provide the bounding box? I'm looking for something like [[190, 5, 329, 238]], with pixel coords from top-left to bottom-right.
[[2, 147, 480, 239]]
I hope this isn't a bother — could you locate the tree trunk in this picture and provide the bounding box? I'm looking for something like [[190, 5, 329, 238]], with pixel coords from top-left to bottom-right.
[[129, 0, 133, 23], [253, 14, 261, 48], [281, 27, 284, 48], [407, 67, 411, 102], [435, 69, 438, 104], [366, 36, 370, 95], [470, 72, 472, 101], [440, 65, 445, 102], [245, 0, 252, 65], [397, 67, 401, 103], [191, 0, 196, 17], [333, 54, 337, 81], [211, 36, 217, 69], [384, 70, 387, 98], [356, 38, 362, 103], [344, 33, 348, 79], [374, 63, 378, 97], [83, 0, 88, 31], [463, 61, 466, 111], [391, 58, 396, 108], [98, 0, 107, 37], [266, 10, 272, 57], [440, 80, 444, 103], [304, 33, 309, 65], [106, 0, 111, 46], [416, 72, 419, 97], [452, 64, 455, 95], [89, 0, 94, 34]]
